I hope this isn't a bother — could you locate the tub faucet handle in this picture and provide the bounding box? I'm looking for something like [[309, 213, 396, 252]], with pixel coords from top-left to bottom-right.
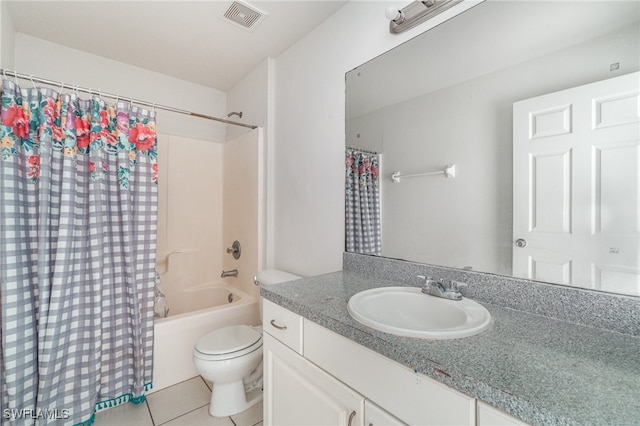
[[226, 240, 241, 259]]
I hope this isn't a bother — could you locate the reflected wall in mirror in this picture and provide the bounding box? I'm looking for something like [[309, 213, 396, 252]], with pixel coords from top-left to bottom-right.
[[345, 1, 640, 296]]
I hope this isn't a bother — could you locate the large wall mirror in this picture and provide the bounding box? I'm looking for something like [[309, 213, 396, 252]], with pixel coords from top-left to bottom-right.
[[345, 0, 640, 296]]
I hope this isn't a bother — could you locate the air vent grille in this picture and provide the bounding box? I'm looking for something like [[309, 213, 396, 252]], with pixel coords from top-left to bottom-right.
[[221, 1, 267, 31]]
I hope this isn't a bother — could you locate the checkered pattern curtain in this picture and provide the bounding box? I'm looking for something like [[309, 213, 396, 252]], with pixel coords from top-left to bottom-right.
[[0, 79, 157, 425], [345, 149, 382, 255]]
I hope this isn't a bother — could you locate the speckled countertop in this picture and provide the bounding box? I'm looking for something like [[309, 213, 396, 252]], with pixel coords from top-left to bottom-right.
[[261, 271, 640, 426]]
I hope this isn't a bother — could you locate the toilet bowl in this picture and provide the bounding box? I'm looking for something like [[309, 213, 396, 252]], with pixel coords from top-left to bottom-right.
[[193, 325, 264, 417], [193, 269, 300, 417]]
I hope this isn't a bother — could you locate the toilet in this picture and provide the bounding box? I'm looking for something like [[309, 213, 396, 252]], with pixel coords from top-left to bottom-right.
[[193, 269, 301, 417]]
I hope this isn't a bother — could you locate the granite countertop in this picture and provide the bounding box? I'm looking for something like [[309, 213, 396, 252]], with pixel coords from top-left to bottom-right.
[[260, 270, 640, 426]]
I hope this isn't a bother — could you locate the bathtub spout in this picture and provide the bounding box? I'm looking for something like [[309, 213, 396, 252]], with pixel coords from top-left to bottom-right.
[[221, 269, 239, 278]]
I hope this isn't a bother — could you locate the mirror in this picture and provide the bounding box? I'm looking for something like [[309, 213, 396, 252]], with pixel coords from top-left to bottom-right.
[[345, 0, 640, 296]]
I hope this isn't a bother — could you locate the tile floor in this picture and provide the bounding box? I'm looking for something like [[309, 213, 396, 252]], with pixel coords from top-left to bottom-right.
[[93, 376, 263, 426]]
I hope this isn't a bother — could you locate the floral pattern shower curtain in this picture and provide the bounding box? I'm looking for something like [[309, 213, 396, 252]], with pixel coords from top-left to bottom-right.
[[345, 149, 382, 255], [0, 79, 158, 425]]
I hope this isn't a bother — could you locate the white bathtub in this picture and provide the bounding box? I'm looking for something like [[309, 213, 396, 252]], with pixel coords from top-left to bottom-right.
[[151, 283, 260, 392]]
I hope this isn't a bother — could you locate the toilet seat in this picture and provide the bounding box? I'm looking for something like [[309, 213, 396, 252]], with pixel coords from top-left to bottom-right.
[[194, 325, 263, 361]]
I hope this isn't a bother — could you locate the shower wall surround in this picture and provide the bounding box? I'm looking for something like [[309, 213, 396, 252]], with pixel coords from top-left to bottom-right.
[[156, 130, 262, 314], [155, 134, 224, 314], [343, 253, 640, 337]]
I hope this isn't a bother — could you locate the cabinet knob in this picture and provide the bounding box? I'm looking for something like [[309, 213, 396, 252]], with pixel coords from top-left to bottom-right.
[[348, 411, 356, 426]]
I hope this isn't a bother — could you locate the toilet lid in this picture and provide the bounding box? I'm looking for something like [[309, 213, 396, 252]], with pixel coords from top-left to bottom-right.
[[195, 325, 261, 355]]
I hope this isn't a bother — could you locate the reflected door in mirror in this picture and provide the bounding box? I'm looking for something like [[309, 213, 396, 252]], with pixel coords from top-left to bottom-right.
[[513, 72, 640, 296]]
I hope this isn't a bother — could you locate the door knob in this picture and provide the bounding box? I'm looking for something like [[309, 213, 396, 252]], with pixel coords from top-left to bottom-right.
[[515, 238, 527, 248]]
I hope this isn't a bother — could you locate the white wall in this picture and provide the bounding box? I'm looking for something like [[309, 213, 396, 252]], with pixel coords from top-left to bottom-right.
[[0, 2, 16, 68], [226, 59, 272, 142], [271, 1, 480, 276], [13, 34, 227, 142]]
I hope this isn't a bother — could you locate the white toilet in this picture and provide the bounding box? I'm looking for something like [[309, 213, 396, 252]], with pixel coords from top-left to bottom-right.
[[193, 269, 300, 417]]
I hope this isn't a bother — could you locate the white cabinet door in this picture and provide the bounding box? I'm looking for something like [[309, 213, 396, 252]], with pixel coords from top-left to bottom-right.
[[364, 400, 407, 426], [513, 71, 640, 294], [477, 401, 529, 426], [263, 332, 364, 426]]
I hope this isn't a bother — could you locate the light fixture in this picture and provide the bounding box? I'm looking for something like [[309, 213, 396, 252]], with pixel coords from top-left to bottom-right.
[[386, 0, 464, 34], [385, 6, 406, 24]]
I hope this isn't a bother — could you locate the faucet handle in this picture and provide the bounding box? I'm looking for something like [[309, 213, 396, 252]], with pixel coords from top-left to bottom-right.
[[417, 275, 435, 291], [448, 280, 468, 292], [417, 275, 435, 286]]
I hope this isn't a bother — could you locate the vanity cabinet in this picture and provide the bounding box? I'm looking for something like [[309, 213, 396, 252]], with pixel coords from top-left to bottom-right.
[[263, 299, 528, 425], [262, 298, 477, 425]]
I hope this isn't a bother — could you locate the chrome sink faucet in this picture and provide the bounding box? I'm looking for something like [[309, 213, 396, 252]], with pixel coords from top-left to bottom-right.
[[417, 275, 467, 301]]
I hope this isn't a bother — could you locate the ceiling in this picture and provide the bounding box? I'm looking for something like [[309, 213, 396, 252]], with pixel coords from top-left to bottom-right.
[[5, 0, 348, 91]]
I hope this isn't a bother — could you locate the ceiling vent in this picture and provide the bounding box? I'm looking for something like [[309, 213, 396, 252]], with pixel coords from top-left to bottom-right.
[[220, 1, 268, 32]]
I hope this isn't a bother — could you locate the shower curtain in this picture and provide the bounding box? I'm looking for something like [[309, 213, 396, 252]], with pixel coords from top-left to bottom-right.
[[345, 148, 382, 256], [0, 79, 158, 425]]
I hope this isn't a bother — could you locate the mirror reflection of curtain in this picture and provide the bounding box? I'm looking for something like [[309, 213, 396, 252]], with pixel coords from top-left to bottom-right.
[[0, 79, 157, 424], [345, 148, 381, 255]]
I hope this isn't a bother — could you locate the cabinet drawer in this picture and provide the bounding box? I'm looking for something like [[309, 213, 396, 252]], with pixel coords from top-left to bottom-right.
[[262, 298, 303, 354]]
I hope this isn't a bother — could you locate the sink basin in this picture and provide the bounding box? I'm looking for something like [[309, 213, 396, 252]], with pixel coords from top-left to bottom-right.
[[347, 287, 492, 340]]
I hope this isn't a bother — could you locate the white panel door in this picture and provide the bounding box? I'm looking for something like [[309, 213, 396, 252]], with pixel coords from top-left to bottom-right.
[[513, 72, 640, 295], [263, 333, 364, 426]]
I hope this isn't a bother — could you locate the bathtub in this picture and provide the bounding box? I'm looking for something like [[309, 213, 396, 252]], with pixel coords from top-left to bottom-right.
[[151, 283, 260, 392]]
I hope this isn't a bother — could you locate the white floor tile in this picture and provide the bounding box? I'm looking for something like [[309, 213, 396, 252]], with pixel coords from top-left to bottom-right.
[[147, 377, 211, 425], [230, 400, 263, 426], [163, 406, 235, 426], [202, 378, 213, 391], [93, 402, 153, 426]]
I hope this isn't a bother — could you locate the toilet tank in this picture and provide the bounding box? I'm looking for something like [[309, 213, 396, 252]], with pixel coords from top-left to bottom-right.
[[255, 269, 301, 319]]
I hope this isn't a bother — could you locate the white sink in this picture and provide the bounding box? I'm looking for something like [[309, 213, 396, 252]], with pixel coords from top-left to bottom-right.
[[347, 287, 492, 340]]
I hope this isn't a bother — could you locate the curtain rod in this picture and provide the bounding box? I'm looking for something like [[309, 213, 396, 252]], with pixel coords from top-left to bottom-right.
[[0, 69, 257, 130], [346, 146, 379, 155]]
